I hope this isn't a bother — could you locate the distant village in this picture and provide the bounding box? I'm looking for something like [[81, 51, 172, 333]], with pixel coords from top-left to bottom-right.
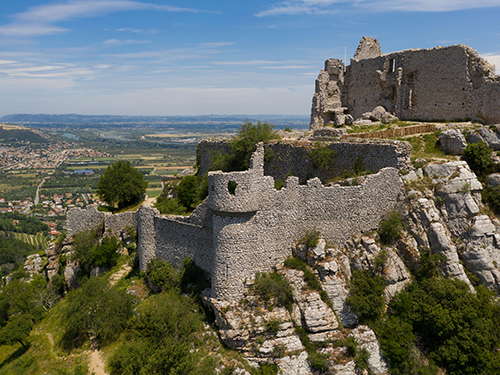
[[0, 145, 112, 238]]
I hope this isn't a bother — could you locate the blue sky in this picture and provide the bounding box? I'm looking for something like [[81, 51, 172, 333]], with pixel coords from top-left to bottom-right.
[[0, 0, 499, 116]]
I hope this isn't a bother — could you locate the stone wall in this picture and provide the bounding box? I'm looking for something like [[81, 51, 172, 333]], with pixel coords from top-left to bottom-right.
[[70, 144, 404, 304], [67, 206, 105, 237], [311, 37, 500, 127], [198, 139, 411, 184], [137, 201, 214, 274], [105, 211, 137, 238], [67, 206, 138, 240], [209, 145, 403, 301]]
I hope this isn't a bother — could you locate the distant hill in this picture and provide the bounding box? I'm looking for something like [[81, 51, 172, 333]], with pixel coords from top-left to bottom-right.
[[0, 123, 51, 143], [0, 114, 310, 129]]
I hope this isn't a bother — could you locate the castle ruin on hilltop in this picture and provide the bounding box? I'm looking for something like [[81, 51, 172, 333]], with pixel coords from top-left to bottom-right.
[[67, 143, 404, 302], [311, 37, 500, 129]]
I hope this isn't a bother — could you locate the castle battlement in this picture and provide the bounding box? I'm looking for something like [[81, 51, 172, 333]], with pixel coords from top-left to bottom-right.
[[67, 141, 405, 302]]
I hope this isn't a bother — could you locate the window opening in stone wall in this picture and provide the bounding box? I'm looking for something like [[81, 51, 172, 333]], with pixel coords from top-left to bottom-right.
[[388, 58, 395, 73], [228, 181, 237, 195], [408, 88, 413, 109]]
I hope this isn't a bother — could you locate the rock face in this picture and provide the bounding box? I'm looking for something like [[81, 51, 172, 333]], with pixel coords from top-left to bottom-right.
[[467, 126, 500, 150], [439, 129, 467, 155], [204, 238, 392, 375], [23, 254, 43, 281], [403, 160, 500, 294]]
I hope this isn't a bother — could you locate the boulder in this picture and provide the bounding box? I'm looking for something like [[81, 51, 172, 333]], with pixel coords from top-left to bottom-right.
[[488, 173, 500, 188], [478, 127, 500, 150], [439, 129, 467, 155], [360, 106, 397, 124], [466, 131, 484, 145]]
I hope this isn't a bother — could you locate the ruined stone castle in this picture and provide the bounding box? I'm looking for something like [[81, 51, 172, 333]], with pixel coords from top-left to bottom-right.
[[68, 142, 404, 302], [311, 37, 500, 129]]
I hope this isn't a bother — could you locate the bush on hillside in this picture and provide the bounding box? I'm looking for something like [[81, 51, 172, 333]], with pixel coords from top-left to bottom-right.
[[463, 141, 497, 178], [253, 271, 294, 311], [346, 269, 386, 324], [378, 211, 404, 245]]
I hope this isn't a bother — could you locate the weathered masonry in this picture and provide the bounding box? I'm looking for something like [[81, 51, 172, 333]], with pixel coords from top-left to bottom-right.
[[311, 37, 500, 129], [68, 144, 403, 302]]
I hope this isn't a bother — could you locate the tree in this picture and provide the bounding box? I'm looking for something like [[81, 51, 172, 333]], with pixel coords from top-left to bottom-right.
[[210, 121, 278, 172], [97, 160, 148, 209]]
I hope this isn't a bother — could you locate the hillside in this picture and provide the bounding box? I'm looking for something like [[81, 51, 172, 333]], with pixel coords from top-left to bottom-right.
[[2, 123, 500, 374]]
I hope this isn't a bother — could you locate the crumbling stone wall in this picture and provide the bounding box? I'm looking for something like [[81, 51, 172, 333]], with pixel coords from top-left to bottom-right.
[[67, 206, 138, 240], [198, 138, 411, 184], [208, 144, 403, 301], [70, 144, 404, 303], [67, 206, 105, 237], [311, 37, 500, 127], [104, 211, 137, 238]]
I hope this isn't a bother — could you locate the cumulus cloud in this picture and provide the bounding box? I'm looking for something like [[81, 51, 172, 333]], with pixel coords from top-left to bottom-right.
[[256, 0, 500, 16], [0, 0, 204, 37]]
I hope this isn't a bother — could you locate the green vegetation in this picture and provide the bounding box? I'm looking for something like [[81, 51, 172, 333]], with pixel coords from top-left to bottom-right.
[[71, 225, 121, 276], [97, 160, 148, 209], [380, 279, 500, 374], [378, 211, 404, 245], [0, 234, 40, 276], [300, 228, 320, 248], [154, 195, 187, 215], [346, 270, 386, 324], [210, 121, 278, 172], [253, 271, 294, 311], [61, 276, 135, 349], [0, 213, 48, 235], [308, 142, 336, 170], [463, 141, 498, 178]]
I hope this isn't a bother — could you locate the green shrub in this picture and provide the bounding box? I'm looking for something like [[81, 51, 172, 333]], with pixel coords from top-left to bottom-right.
[[145, 259, 180, 291], [300, 228, 321, 248], [253, 272, 294, 311], [265, 318, 281, 334], [62, 276, 135, 349], [176, 175, 208, 210], [210, 121, 278, 173], [463, 141, 497, 178], [108, 289, 207, 375], [384, 278, 500, 375], [354, 347, 370, 371], [346, 270, 386, 324], [344, 336, 358, 357], [154, 195, 188, 215], [378, 211, 404, 245], [274, 179, 285, 190], [308, 142, 336, 170], [482, 184, 500, 215]]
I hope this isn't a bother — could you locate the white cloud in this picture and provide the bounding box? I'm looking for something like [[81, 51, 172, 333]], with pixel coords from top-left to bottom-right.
[[256, 0, 500, 16], [0, 0, 205, 37], [482, 53, 500, 75], [102, 39, 152, 46]]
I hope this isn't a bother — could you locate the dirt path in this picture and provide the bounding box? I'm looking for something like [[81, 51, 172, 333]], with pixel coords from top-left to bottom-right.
[[142, 194, 157, 208], [109, 263, 132, 286], [85, 263, 133, 374], [43, 263, 133, 374]]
